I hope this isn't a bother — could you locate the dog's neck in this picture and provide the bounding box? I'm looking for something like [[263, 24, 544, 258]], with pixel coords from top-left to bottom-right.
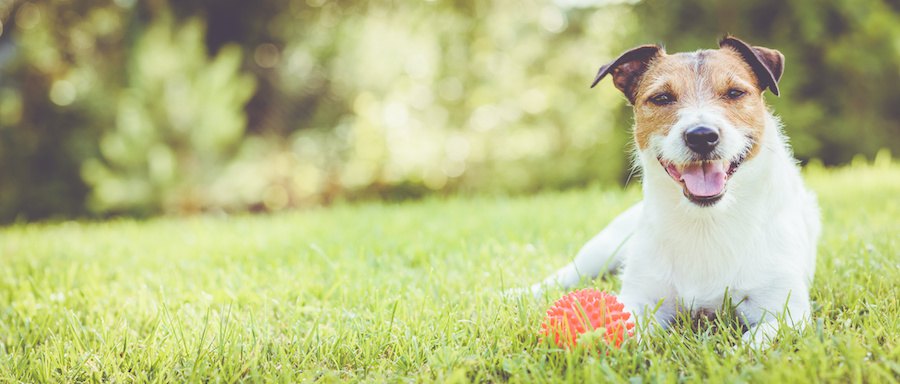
[[637, 112, 802, 224]]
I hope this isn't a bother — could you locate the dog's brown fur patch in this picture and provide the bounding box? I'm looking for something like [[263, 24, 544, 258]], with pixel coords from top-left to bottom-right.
[[631, 47, 768, 160]]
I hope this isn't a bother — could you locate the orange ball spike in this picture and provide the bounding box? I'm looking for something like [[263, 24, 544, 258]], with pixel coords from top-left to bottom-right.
[[539, 289, 634, 348]]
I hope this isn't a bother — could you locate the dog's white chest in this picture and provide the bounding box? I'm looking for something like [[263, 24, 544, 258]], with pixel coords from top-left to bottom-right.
[[638, 222, 759, 306]]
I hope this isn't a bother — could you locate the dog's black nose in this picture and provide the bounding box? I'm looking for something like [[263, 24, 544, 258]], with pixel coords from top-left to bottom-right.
[[684, 126, 719, 155]]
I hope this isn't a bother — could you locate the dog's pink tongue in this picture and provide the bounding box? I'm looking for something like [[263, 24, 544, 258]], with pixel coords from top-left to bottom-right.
[[681, 162, 727, 197]]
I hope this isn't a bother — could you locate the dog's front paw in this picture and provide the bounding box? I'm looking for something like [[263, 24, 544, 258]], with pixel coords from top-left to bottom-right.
[[742, 321, 779, 349]]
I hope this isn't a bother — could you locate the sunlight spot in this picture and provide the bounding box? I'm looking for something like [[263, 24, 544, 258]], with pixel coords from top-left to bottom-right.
[[539, 6, 567, 33], [521, 88, 548, 114], [383, 100, 409, 128], [441, 159, 466, 178], [49, 80, 76, 106], [445, 135, 470, 162], [263, 185, 290, 211], [254, 43, 281, 68], [16, 3, 40, 30], [468, 105, 501, 131]]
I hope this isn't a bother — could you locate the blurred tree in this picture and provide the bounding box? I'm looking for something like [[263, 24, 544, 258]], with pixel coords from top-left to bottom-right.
[[0, 0, 896, 223], [250, 1, 639, 202], [0, 0, 133, 221], [81, 15, 255, 215]]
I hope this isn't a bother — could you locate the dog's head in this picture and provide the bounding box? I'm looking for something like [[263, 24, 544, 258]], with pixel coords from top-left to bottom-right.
[[592, 36, 784, 206]]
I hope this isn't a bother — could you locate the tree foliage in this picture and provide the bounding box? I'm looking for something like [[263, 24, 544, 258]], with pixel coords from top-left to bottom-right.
[[0, 0, 896, 222], [81, 16, 255, 214]]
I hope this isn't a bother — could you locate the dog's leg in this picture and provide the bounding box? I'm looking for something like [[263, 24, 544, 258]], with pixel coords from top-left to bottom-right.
[[618, 277, 677, 342], [523, 202, 643, 298], [739, 285, 811, 348]]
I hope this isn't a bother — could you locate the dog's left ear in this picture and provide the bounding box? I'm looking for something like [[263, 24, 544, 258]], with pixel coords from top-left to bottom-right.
[[719, 36, 784, 96], [591, 44, 663, 104]]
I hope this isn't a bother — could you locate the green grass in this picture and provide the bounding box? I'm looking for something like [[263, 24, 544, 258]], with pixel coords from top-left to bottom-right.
[[1, 158, 898, 383]]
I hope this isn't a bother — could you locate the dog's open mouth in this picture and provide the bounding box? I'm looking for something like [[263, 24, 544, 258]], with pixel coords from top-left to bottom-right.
[[659, 156, 744, 206]]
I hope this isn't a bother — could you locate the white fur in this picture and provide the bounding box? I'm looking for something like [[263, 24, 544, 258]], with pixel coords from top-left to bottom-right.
[[527, 111, 820, 347], [653, 104, 748, 166]]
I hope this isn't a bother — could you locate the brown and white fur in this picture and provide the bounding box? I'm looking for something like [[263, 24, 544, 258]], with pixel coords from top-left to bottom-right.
[[525, 37, 820, 347]]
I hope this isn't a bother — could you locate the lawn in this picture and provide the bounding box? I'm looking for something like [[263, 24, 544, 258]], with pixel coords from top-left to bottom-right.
[[1, 157, 898, 383]]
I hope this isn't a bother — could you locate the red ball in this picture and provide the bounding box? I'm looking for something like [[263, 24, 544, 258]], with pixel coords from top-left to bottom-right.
[[539, 289, 634, 348]]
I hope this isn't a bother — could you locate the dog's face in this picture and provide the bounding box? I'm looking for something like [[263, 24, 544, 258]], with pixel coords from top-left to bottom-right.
[[592, 37, 784, 206]]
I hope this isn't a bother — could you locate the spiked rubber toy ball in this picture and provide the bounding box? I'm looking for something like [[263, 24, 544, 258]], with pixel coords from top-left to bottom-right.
[[539, 289, 634, 348]]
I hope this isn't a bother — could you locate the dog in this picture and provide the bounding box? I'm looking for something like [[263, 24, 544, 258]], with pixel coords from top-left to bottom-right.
[[526, 36, 820, 346]]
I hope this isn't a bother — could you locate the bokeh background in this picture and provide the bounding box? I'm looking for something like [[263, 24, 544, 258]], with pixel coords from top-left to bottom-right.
[[0, 0, 898, 223]]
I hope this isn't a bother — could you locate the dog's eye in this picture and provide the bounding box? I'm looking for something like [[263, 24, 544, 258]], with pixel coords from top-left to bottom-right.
[[726, 89, 746, 99], [649, 93, 676, 106]]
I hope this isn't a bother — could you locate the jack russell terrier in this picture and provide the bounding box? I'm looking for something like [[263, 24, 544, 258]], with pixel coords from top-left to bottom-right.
[[526, 36, 820, 346]]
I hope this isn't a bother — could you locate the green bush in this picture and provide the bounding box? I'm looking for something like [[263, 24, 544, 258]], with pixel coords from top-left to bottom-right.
[[81, 16, 255, 215]]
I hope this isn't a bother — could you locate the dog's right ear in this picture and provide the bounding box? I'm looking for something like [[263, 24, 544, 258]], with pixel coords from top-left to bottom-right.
[[718, 36, 784, 96], [590, 45, 662, 103]]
